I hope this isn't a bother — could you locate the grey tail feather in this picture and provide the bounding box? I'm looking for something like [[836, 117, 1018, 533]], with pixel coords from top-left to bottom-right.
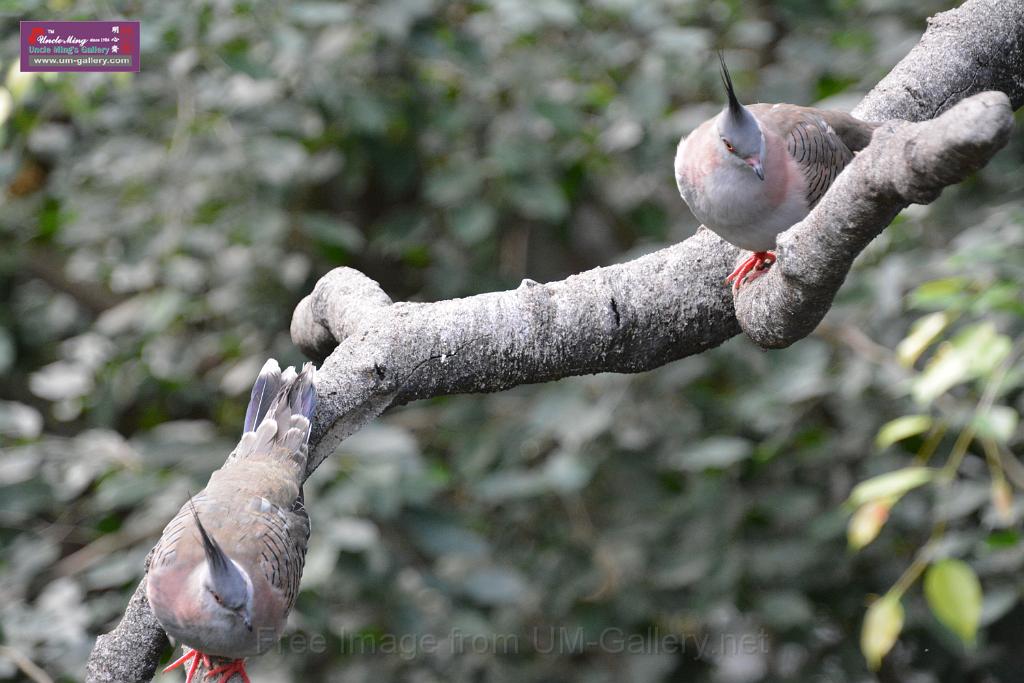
[[244, 359, 282, 433], [188, 496, 231, 576], [230, 362, 317, 470], [718, 51, 744, 118], [293, 363, 317, 424], [268, 362, 317, 442]]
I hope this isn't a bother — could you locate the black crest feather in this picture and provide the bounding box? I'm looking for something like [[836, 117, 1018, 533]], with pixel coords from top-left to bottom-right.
[[718, 51, 743, 119], [188, 496, 231, 576]]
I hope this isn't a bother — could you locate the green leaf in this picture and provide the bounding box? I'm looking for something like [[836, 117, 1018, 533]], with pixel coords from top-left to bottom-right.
[[0, 325, 14, 375], [924, 559, 982, 645], [5, 65, 31, 104], [667, 436, 752, 472], [848, 467, 934, 507], [288, 2, 353, 25], [847, 501, 890, 551], [912, 322, 1012, 405], [451, 203, 497, 245], [861, 595, 903, 670], [876, 415, 933, 450], [505, 177, 568, 222], [985, 529, 1019, 549], [897, 312, 950, 367], [972, 406, 1019, 443], [909, 277, 972, 310], [425, 165, 483, 207], [300, 213, 366, 252]]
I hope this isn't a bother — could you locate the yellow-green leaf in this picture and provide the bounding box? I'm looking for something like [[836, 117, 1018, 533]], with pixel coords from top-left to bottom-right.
[[861, 595, 904, 670], [876, 415, 933, 451], [897, 312, 950, 367], [848, 500, 891, 551], [848, 467, 934, 507], [924, 559, 982, 645], [912, 323, 1012, 405], [0, 88, 11, 129], [5, 62, 37, 102], [972, 406, 1019, 443]]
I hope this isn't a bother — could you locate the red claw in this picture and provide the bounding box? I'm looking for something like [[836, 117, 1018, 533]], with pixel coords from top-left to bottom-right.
[[207, 658, 252, 683], [726, 250, 776, 293], [163, 649, 213, 683]]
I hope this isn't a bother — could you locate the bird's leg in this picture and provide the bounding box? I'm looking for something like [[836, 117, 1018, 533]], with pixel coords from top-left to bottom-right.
[[163, 648, 213, 683], [726, 250, 776, 293], [206, 658, 252, 683]]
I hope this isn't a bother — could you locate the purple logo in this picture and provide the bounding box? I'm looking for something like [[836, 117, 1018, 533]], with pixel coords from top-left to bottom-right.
[[20, 21, 140, 73]]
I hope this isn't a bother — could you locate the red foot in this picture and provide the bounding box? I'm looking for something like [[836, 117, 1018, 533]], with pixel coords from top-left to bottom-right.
[[163, 649, 212, 683], [207, 659, 252, 683], [726, 250, 775, 293]]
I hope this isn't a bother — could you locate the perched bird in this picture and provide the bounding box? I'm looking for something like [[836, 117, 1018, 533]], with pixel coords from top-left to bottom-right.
[[675, 55, 878, 291], [147, 360, 317, 683]]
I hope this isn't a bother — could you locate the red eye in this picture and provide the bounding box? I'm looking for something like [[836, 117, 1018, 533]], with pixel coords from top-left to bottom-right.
[[722, 139, 735, 153]]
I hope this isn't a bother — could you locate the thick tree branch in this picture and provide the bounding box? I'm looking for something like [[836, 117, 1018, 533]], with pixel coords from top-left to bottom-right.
[[296, 231, 738, 475], [86, 0, 1022, 679], [85, 571, 168, 682], [854, 0, 1024, 122]]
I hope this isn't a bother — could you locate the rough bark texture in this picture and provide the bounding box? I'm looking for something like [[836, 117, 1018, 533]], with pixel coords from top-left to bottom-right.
[[854, 0, 1024, 122], [85, 572, 168, 682], [85, 1, 1023, 680], [295, 230, 738, 475]]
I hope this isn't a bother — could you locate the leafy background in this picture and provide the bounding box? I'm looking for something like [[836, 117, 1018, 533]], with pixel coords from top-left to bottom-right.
[[0, 0, 1022, 681]]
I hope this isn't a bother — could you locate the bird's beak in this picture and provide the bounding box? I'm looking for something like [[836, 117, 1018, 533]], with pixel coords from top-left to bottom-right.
[[747, 158, 764, 181]]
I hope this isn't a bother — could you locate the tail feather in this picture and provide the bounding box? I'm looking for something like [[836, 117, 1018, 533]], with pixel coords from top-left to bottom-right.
[[230, 360, 317, 470], [292, 363, 317, 440], [244, 359, 282, 433]]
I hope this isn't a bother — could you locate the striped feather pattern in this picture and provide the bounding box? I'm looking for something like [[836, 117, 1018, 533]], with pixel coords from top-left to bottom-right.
[[784, 115, 854, 208], [752, 103, 878, 209]]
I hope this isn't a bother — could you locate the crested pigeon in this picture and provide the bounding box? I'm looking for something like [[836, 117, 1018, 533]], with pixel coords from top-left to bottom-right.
[[147, 360, 317, 683], [674, 55, 878, 291]]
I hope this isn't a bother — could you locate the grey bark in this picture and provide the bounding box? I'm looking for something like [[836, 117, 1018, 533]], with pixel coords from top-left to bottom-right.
[[85, 0, 1022, 680], [293, 229, 738, 476], [85, 570, 169, 682], [855, 0, 1024, 122]]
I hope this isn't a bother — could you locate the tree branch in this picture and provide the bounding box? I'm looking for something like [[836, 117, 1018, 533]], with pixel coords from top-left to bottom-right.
[[854, 0, 1024, 122], [295, 230, 739, 476], [85, 568, 168, 682], [85, 0, 1022, 679]]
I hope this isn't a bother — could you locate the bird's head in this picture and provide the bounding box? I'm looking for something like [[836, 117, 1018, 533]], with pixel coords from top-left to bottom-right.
[[190, 502, 254, 632], [714, 53, 766, 181]]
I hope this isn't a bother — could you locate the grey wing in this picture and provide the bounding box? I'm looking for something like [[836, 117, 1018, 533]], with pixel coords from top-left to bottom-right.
[[253, 493, 310, 612], [783, 113, 856, 209], [151, 491, 210, 570]]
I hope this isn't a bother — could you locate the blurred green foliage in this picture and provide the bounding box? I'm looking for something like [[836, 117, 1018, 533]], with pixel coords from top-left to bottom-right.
[[0, 0, 1022, 681]]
